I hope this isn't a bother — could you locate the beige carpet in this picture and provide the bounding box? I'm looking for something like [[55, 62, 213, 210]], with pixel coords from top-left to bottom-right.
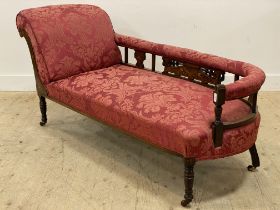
[[0, 92, 279, 210]]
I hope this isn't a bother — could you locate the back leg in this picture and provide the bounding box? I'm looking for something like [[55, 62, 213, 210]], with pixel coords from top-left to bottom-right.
[[247, 144, 260, 171], [39, 96, 47, 126]]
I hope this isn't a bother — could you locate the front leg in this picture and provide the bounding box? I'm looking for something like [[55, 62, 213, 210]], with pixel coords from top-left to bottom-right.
[[248, 144, 260, 171], [39, 96, 47, 126], [181, 157, 196, 207]]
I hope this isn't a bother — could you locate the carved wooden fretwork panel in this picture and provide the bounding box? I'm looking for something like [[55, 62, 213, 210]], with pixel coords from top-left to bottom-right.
[[162, 57, 225, 87]]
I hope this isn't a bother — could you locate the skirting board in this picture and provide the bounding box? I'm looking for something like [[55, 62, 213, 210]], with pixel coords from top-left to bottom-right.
[[0, 75, 36, 91], [0, 74, 279, 91]]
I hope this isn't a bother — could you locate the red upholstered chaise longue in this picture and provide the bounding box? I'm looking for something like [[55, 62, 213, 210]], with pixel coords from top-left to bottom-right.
[[16, 4, 265, 207]]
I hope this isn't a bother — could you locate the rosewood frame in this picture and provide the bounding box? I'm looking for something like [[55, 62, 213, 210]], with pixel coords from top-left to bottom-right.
[[19, 28, 260, 207]]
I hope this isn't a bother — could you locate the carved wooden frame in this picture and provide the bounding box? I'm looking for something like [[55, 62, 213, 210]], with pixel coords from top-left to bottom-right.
[[18, 27, 260, 207], [162, 57, 225, 87]]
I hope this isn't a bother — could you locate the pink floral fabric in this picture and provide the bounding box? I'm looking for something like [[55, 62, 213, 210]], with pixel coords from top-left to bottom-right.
[[47, 64, 260, 160], [115, 33, 266, 100], [16, 5, 121, 83]]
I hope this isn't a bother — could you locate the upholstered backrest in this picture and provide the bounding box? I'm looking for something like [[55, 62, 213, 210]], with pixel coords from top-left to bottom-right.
[[16, 4, 122, 84]]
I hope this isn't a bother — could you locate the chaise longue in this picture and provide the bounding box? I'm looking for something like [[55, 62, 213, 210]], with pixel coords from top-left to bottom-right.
[[16, 4, 266, 206]]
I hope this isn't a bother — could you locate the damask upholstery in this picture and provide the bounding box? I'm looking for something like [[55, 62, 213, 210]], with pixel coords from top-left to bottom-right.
[[115, 34, 266, 101], [46, 64, 260, 160], [17, 4, 266, 206], [16, 4, 121, 84]]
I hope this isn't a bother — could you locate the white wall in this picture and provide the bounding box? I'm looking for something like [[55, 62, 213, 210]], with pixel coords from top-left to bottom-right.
[[0, 0, 279, 91]]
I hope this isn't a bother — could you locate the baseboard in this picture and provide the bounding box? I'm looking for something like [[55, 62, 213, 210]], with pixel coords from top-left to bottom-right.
[[0, 75, 35, 91], [0, 74, 279, 91]]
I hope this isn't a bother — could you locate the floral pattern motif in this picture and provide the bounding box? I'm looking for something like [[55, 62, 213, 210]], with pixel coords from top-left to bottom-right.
[[115, 34, 266, 100], [16, 4, 121, 83], [16, 5, 264, 160], [47, 64, 260, 160]]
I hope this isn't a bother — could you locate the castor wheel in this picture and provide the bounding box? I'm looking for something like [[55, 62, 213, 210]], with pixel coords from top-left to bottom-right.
[[40, 121, 47, 126], [181, 199, 190, 207], [247, 165, 257, 172], [181, 200, 190, 207], [248, 144, 260, 172]]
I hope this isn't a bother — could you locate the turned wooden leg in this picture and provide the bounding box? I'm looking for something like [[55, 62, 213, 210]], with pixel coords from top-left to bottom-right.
[[39, 96, 47, 126], [247, 144, 260, 171], [181, 158, 196, 207]]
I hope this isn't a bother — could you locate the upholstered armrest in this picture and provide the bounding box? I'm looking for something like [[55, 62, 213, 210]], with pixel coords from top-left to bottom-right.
[[115, 33, 266, 100]]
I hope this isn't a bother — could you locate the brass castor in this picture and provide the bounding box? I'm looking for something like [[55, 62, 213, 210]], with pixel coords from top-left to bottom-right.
[[248, 144, 260, 172], [40, 121, 46, 126], [247, 165, 257, 172], [181, 199, 191, 207]]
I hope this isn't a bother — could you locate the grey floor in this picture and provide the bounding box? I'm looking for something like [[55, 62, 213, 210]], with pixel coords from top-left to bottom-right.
[[0, 92, 279, 210]]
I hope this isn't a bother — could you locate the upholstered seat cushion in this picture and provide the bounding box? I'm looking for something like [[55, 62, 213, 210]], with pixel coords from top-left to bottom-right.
[[46, 64, 260, 160]]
